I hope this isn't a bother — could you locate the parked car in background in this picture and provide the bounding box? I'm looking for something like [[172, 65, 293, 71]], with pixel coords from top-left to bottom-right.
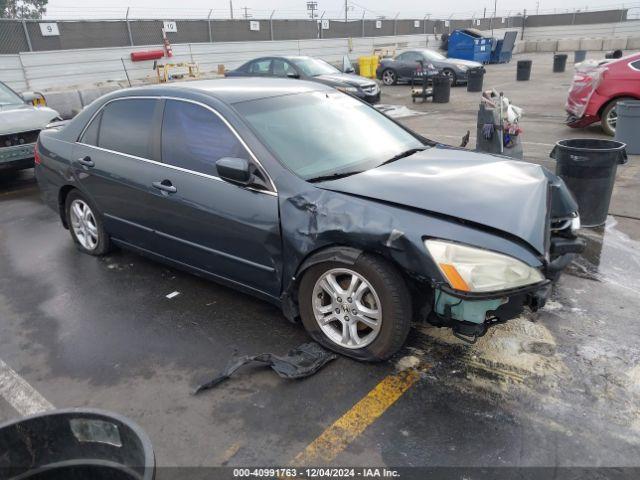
[[566, 53, 640, 136], [376, 49, 482, 86], [35, 78, 582, 361], [0, 81, 61, 172], [225, 55, 380, 104]]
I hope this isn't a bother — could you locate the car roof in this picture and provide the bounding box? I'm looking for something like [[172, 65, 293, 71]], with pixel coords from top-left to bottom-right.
[[117, 77, 331, 105]]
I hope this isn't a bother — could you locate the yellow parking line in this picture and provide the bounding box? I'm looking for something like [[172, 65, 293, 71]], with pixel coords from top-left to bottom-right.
[[293, 368, 421, 466]]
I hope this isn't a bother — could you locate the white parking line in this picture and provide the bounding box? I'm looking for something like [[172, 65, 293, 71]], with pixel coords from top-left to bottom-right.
[[0, 359, 54, 416]]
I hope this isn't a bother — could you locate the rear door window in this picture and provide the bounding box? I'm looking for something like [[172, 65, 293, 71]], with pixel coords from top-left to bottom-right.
[[272, 59, 297, 77], [98, 99, 158, 159], [248, 59, 272, 74], [161, 100, 249, 177], [80, 111, 102, 146], [631, 60, 640, 71]]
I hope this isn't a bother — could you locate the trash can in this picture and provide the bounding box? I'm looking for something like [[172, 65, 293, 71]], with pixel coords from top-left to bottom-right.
[[0, 408, 155, 480], [432, 74, 451, 103], [358, 56, 372, 79], [614, 100, 640, 155], [516, 60, 532, 81], [550, 139, 627, 227], [574, 50, 587, 63], [605, 49, 623, 59], [553, 53, 568, 72], [466, 67, 485, 92]]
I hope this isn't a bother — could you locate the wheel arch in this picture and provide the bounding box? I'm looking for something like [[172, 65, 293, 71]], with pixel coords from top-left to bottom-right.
[[597, 94, 640, 117], [281, 243, 427, 323], [58, 184, 77, 229]]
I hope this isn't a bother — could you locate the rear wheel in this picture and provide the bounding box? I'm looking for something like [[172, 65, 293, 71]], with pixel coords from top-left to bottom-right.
[[298, 254, 412, 361], [601, 97, 633, 136], [65, 190, 111, 256], [381, 69, 398, 86]]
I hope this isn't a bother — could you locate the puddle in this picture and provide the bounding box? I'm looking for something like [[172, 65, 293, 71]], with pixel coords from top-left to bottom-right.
[[374, 104, 429, 119], [566, 217, 640, 295]]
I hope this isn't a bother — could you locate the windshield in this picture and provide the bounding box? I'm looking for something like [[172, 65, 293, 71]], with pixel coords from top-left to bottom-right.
[[290, 58, 340, 77], [0, 82, 24, 107], [423, 50, 446, 61], [235, 91, 424, 180]]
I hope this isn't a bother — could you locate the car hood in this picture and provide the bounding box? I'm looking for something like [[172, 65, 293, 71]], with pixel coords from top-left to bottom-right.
[[0, 104, 60, 135], [314, 73, 376, 87], [445, 58, 483, 68], [316, 146, 567, 254]]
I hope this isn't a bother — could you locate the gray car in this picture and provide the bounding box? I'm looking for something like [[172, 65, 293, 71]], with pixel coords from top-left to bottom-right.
[[226, 56, 380, 103], [35, 78, 583, 361], [0, 81, 61, 172], [376, 49, 483, 86]]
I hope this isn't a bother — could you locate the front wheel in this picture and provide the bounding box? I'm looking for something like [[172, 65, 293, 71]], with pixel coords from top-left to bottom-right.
[[601, 97, 633, 136], [298, 254, 412, 361], [381, 69, 398, 86], [442, 68, 457, 86]]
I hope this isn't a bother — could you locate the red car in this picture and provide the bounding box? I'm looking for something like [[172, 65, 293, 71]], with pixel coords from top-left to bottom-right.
[[566, 53, 640, 136]]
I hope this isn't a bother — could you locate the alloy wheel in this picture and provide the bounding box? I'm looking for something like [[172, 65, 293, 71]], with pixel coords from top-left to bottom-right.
[[606, 105, 617, 132], [382, 70, 396, 85], [311, 268, 382, 349], [69, 199, 99, 250]]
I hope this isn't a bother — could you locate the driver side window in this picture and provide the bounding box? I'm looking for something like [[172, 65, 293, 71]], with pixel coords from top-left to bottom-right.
[[248, 59, 272, 74], [272, 59, 296, 77]]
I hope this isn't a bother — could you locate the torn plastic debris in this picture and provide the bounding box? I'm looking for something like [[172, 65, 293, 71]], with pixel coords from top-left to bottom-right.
[[193, 342, 337, 394]]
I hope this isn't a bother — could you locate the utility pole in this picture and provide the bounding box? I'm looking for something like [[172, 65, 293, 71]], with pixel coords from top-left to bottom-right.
[[491, 0, 497, 35], [242, 6, 251, 18], [345, 0, 348, 22], [229, 0, 234, 19], [306, 1, 318, 20]]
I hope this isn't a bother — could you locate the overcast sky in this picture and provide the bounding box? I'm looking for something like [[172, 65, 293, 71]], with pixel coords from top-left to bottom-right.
[[43, 0, 631, 20]]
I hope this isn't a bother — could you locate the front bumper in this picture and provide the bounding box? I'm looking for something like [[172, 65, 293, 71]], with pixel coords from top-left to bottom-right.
[[0, 143, 35, 171], [426, 281, 552, 343]]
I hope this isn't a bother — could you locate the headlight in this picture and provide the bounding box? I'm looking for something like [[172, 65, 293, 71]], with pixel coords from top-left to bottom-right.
[[425, 239, 545, 293], [456, 64, 469, 71], [336, 86, 358, 93]]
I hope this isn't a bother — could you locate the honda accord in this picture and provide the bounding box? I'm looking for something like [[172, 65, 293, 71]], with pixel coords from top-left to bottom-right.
[[35, 78, 583, 361]]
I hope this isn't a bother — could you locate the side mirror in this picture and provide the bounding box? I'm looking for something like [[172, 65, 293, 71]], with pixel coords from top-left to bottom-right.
[[216, 157, 252, 185], [286, 72, 300, 79], [344, 67, 355, 74], [21, 91, 46, 106]]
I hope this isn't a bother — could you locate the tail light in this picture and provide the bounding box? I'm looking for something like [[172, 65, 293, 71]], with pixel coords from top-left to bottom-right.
[[34, 141, 41, 165]]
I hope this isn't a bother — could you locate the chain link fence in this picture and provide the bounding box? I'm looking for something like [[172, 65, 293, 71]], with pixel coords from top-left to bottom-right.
[[0, 9, 630, 54]]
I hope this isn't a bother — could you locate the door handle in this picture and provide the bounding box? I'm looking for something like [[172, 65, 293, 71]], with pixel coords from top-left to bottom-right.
[[77, 156, 94, 167], [152, 180, 177, 194]]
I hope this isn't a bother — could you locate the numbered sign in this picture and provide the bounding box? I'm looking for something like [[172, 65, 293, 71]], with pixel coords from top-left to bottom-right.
[[163, 21, 177, 32], [414, 20, 420, 28], [39, 23, 59, 36], [375, 20, 382, 29], [321, 19, 330, 30], [501, 17, 506, 23], [444, 20, 450, 27], [475, 19, 481, 26]]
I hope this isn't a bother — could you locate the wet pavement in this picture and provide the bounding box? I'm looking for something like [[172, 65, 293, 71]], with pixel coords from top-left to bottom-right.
[[1, 52, 640, 471]]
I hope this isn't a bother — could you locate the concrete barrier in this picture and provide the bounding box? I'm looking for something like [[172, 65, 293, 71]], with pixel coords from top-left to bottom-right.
[[536, 39, 558, 52], [628, 37, 640, 50], [557, 38, 581, 52], [580, 38, 604, 51], [524, 40, 538, 53], [44, 90, 82, 119], [602, 37, 628, 51], [78, 88, 103, 107]]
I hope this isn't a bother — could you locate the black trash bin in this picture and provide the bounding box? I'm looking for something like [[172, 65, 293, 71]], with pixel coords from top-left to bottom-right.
[[574, 50, 587, 63], [550, 139, 627, 227], [467, 67, 485, 92], [0, 408, 155, 480], [516, 60, 532, 81], [553, 53, 568, 72], [615, 100, 640, 155], [432, 74, 451, 103]]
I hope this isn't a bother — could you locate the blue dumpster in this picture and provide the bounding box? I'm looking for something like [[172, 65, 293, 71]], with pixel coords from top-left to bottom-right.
[[489, 31, 518, 64], [447, 29, 492, 63]]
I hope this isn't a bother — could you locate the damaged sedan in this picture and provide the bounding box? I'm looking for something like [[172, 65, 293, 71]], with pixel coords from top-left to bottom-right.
[[35, 78, 583, 361]]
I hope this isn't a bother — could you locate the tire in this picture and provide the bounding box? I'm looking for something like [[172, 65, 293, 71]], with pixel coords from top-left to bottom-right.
[[442, 68, 457, 86], [298, 254, 412, 361], [64, 189, 111, 256], [600, 97, 633, 136], [381, 69, 397, 86]]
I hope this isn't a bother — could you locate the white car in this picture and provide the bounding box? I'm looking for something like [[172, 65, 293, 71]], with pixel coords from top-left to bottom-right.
[[0, 81, 61, 172]]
